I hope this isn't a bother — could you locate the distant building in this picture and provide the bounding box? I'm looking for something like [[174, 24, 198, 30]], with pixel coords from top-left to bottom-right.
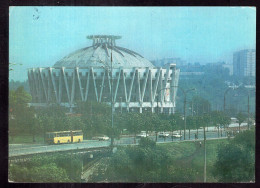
[[222, 63, 233, 75], [151, 58, 186, 67], [233, 49, 255, 77]]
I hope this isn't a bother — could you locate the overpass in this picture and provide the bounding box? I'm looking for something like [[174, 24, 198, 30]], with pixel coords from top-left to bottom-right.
[[9, 145, 113, 164], [9, 140, 112, 159]]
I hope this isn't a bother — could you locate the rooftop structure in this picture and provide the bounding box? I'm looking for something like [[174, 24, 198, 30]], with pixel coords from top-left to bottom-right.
[[54, 35, 154, 69]]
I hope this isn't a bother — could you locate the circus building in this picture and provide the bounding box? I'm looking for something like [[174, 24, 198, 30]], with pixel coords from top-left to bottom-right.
[[28, 35, 180, 114]]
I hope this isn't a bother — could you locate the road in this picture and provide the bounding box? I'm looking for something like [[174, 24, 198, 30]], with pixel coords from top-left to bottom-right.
[[9, 140, 111, 157], [9, 127, 234, 157]]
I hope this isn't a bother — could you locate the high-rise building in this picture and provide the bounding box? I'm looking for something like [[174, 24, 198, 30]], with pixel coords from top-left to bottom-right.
[[233, 49, 255, 77]]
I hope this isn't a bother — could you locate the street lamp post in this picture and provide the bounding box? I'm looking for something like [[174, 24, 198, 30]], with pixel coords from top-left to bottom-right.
[[247, 94, 250, 130], [156, 86, 195, 140], [183, 91, 187, 140], [120, 97, 122, 113], [224, 86, 253, 130], [101, 42, 115, 147], [156, 93, 159, 114], [204, 123, 207, 182], [110, 41, 114, 147], [178, 88, 196, 140]]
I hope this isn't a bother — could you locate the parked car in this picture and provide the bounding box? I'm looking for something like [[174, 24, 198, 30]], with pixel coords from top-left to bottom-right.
[[171, 133, 182, 138], [136, 132, 149, 138], [97, 135, 110, 141], [158, 132, 170, 138]]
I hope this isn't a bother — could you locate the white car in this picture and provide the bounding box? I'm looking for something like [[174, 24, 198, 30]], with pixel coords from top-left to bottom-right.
[[171, 133, 182, 138], [97, 135, 110, 141], [136, 132, 149, 138], [158, 132, 170, 138]]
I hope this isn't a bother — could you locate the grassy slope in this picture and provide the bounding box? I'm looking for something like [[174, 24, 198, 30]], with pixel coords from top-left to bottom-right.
[[191, 139, 228, 182], [96, 139, 228, 182], [158, 139, 228, 182]]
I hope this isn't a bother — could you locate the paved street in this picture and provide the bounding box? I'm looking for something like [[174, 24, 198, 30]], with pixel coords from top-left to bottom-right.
[[115, 129, 229, 144], [9, 140, 111, 157], [9, 126, 238, 157]]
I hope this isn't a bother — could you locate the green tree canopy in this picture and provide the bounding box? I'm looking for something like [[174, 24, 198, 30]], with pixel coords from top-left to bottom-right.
[[125, 112, 142, 143], [9, 154, 83, 182], [213, 129, 255, 182]]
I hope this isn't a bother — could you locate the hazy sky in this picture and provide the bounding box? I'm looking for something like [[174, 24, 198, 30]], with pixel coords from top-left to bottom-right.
[[9, 7, 256, 81]]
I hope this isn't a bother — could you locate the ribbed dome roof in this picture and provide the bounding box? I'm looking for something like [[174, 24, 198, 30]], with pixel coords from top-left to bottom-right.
[[53, 35, 155, 68]]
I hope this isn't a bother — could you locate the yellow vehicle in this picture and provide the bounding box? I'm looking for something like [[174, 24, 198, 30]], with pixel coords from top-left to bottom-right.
[[45, 130, 83, 144]]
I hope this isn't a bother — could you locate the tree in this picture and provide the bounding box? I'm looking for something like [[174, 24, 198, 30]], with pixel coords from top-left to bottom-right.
[[9, 87, 32, 111], [186, 116, 196, 140], [9, 153, 84, 182], [9, 79, 30, 92], [218, 112, 230, 137], [169, 115, 178, 141], [140, 112, 154, 137], [113, 113, 127, 138], [151, 114, 162, 142], [9, 160, 70, 182], [211, 111, 230, 137], [139, 137, 156, 148], [211, 111, 221, 137], [54, 154, 82, 182], [213, 129, 255, 182], [89, 138, 199, 182], [192, 96, 211, 116], [236, 112, 247, 133], [160, 118, 171, 142], [75, 101, 118, 138], [75, 101, 110, 116], [172, 112, 185, 140], [9, 87, 41, 142], [194, 116, 202, 138], [125, 112, 142, 144], [29, 163, 70, 182]]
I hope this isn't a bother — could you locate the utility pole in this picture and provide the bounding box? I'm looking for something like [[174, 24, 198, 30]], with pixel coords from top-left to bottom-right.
[[248, 94, 250, 130], [204, 125, 206, 182], [156, 86, 195, 141], [120, 97, 122, 113], [81, 156, 84, 182], [110, 40, 114, 147], [183, 94, 187, 140], [224, 87, 233, 112], [191, 101, 194, 117], [156, 94, 159, 142], [173, 87, 195, 140], [182, 88, 195, 140], [91, 101, 92, 117]]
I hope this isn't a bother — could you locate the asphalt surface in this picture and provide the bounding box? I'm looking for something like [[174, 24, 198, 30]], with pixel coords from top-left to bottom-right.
[[9, 128, 232, 157]]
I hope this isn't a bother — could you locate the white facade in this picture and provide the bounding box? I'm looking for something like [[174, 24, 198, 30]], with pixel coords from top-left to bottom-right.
[[233, 49, 255, 77], [28, 35, 180, 114]]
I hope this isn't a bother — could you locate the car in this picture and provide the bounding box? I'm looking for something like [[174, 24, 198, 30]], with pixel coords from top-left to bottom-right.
[[97, 135, 110, 141], [158, 132, 169, 138], [171, 133, 182, 138], [136, 132, 149, 138]]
